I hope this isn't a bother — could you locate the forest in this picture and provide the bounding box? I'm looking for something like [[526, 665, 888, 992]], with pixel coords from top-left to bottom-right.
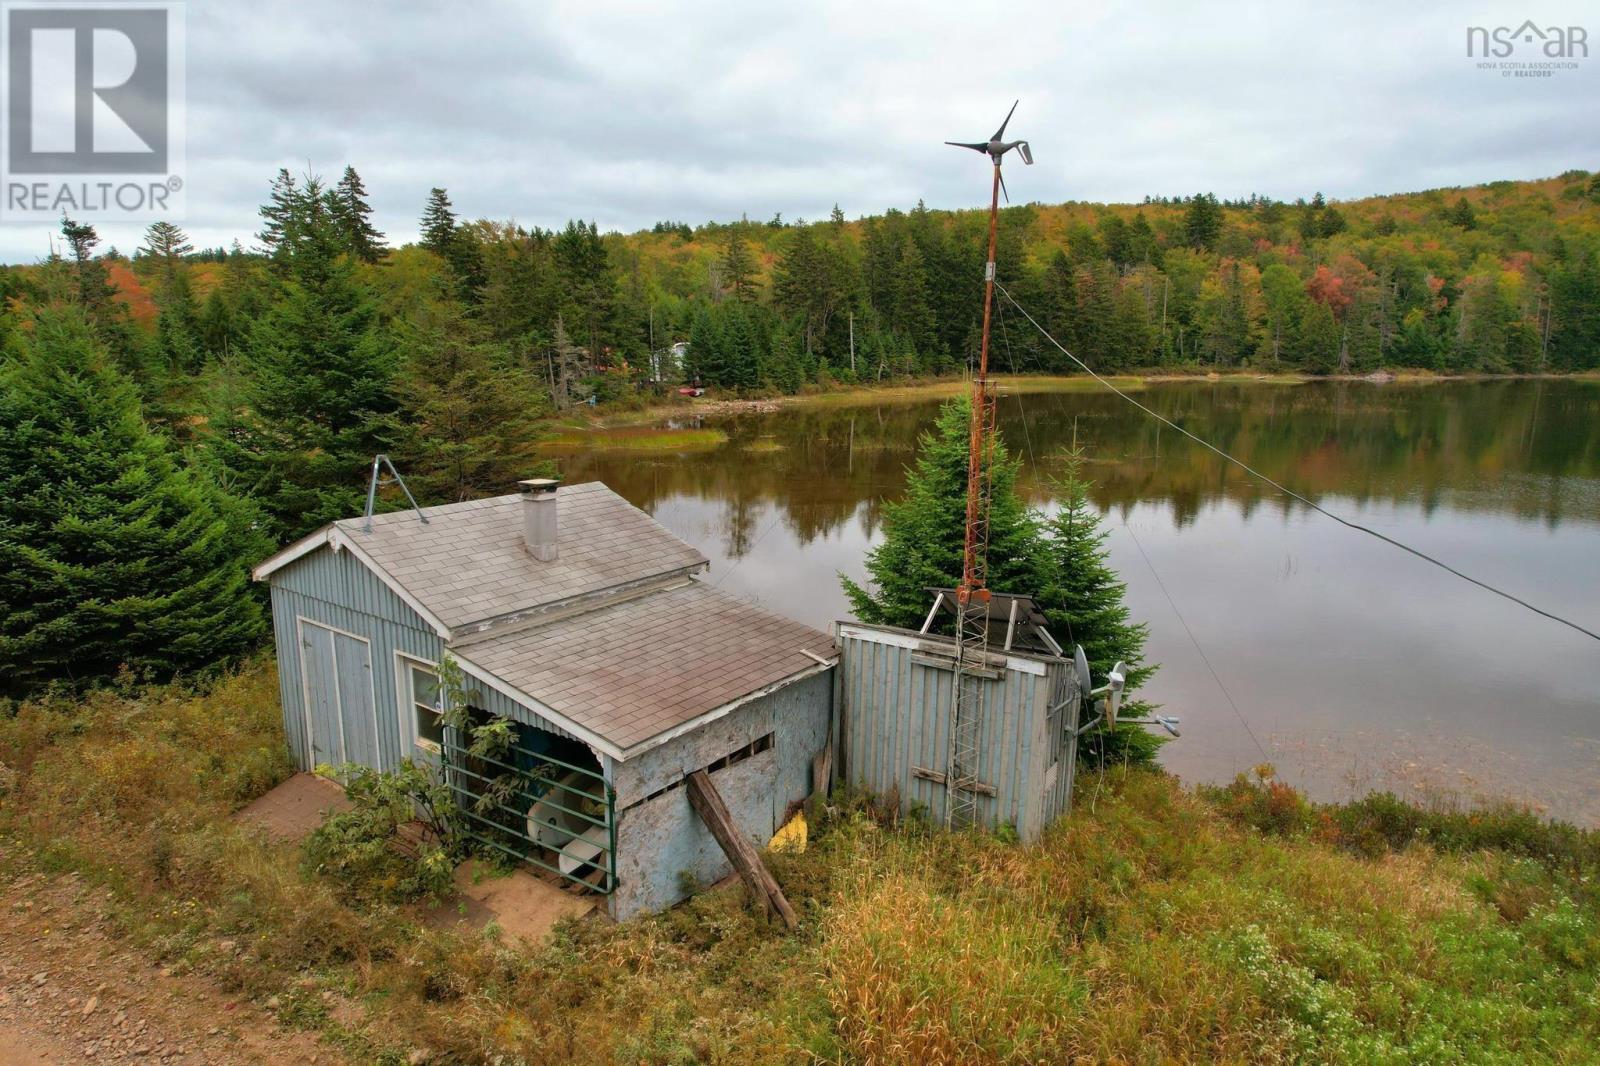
[[2, 165, 1599, 691]]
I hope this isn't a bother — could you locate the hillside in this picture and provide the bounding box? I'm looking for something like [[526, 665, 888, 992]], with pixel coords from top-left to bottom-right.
[[6, 169, 1600, 417], [2, 661, 1597, 1063], [600, 169, 1600, 378]]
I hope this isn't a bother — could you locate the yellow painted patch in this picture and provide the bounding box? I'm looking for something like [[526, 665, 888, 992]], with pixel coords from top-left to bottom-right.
[[769, 811, 807, 853]]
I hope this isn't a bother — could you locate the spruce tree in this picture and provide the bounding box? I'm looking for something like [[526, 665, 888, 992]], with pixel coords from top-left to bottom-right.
[[420, 187, 483, 301], [1183, 192, 1222, 251], [419, 188, 459, 254], [720, 226, 757, 302], [139, 220, 193, 273], [686, 306, 720, 386], [392, 298, 549, 501], [0, 308, 268, 695], [553, 220, 613, 356], [843, 397, 1047, 628], [140, 221, 202, 378], [842, 403, 1164, 769], [1041, 455, 1163, 767], [257, 168, 300, 264], [332, 165, 386, 262], [59, 215, 118, 322], [1041, 456, 1153, 691], [213, 203, 398, 541]]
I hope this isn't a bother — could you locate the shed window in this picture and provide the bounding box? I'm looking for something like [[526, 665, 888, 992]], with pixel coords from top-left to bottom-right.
[[409, 664, 445, 751]]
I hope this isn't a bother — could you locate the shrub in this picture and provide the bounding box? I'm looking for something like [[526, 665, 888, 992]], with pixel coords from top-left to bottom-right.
[[301, 761, 457, 905], [1206, 765, 1317, 837]]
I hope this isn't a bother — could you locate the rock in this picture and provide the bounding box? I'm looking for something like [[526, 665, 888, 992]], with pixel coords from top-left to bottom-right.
[[31, 971, 47, 986], [83, 995, 99, 1017]]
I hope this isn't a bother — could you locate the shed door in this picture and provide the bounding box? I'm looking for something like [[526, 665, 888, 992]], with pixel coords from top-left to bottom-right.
[[298, 620, 379, 772], [300, 621, 342, 768], [333, 632, 378, 769]]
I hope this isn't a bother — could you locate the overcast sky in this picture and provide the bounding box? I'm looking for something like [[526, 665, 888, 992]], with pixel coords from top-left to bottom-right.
[[2, 0, 1595, 263]]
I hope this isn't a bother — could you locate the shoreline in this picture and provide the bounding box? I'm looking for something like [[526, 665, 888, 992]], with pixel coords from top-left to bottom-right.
[[555, 369, 1598, 431]]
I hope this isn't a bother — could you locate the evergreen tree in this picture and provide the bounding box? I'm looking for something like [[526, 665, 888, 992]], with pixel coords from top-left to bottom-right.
[[419, 187, 459, 253], [843, 397, 1047, 628], [1319, 206, 1348, 238], [257, 168, 299, 264], [139, 220, 193, 272], [391, 299, 549, 501], [774, 225, 845, 357], [1183, 193, 1222, 251], [886, 234, 937, 362], [553, 220, 613, 356], [1297, 299, 1341, 373], [213, 206, 398, 541], [720, 304, 761, 389], [1549, 251, 1600, 371], [720, 226, 757, 302], [0, 308, 268, 695], [1040, 455, 1163, 768], [686, 305, 720, 385], [419, 188, 484, 302], [331, 165, 386, 262], [57, 214, 147, 383], [1040, 456, 1153, 691], [1446, 197, 1477, 230], [153, 268, 203, 376], [59, 215, 117, 317], [139, 221, 202, 377]]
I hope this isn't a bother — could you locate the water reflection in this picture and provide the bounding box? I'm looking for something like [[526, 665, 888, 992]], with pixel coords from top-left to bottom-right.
[[553, 380, 1600, 823]]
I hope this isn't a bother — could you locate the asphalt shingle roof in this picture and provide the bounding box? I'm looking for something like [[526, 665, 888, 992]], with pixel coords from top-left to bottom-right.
[[334, 482, 707, 632], [457, 580, 835, 753]]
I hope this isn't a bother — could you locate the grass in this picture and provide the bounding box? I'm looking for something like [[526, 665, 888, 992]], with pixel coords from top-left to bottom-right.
[[2, 663, 1596, 1063]]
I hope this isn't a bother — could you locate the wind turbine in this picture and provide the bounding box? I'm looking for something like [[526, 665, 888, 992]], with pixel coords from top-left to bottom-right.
[[938, 101, 1035, 829], [946, 99, 1034, 204]]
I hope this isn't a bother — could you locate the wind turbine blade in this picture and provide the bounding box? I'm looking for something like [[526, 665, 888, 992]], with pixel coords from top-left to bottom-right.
[[1016, 141, 1033, 165], [945, 141, 989, 152], [991, 99, 1019, 142], [998, 169, 1010, 204]]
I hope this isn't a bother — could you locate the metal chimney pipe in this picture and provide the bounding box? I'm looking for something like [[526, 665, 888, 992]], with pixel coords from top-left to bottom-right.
[[518, 478, 559, 561]]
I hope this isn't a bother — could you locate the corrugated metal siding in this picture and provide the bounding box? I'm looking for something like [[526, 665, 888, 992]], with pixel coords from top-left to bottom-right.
[[1039, 659, 1082, 826], [838, 626, 1075, 841], [268, 547, 581, 773]]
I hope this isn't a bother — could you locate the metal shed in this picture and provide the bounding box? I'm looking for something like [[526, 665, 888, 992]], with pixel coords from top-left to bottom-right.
[[254, 479, 836, 921], [835, 619, 1081, 840]]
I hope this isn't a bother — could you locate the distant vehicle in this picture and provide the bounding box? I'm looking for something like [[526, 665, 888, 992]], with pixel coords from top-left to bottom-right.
[[677, 385, 705, 397]]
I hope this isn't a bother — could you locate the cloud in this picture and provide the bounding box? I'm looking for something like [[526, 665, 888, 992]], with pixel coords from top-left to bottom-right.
[[1, 0, 1594, 261]]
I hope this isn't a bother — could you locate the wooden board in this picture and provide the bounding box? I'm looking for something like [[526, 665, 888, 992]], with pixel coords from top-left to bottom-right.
[[686, 770, 797, 930]]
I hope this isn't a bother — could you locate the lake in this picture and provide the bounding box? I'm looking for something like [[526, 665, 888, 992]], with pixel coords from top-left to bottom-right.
[[550, 378, 1600, 824]]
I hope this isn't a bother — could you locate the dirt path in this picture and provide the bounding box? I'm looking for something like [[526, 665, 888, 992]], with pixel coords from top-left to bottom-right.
[[0, 871, 335, 1065]]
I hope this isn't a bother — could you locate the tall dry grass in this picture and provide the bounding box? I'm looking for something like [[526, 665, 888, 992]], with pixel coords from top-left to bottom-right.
[[3, 664, 1596, 1063]]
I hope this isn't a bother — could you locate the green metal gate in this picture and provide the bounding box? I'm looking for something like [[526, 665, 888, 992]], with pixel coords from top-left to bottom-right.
[[439, 723, 616, 894]]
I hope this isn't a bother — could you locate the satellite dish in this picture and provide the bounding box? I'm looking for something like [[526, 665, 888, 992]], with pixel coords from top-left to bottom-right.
[[1073, 645, 1092, 698], [1106, 661, 1127, 728]]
